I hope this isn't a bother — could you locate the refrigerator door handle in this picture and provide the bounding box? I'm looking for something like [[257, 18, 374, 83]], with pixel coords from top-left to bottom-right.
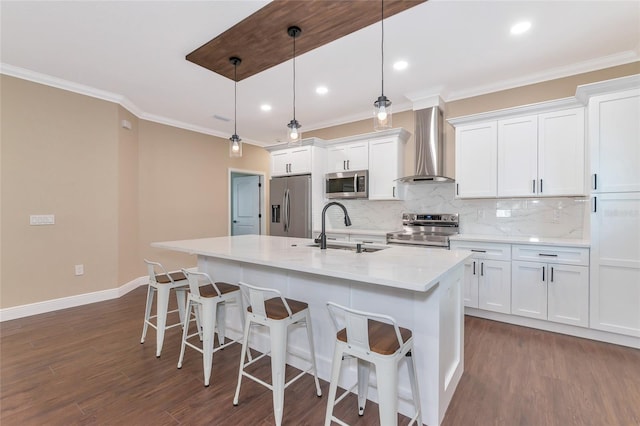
[[285, 188, 291, 232], [282, 190, 288, 232]]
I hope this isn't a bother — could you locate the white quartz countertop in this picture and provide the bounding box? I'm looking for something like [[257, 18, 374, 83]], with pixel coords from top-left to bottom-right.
[[152, 235, 471, 293], [450, 234, 590, 248]]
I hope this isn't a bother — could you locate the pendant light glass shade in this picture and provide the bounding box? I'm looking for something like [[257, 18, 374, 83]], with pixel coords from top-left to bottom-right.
[[229, 56, 243, 158], [287, 26, 302, 146], [373, 0, 392, 131]]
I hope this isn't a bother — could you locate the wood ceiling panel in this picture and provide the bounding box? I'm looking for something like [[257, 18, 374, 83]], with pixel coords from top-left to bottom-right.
[[186, 0, 427, 81]]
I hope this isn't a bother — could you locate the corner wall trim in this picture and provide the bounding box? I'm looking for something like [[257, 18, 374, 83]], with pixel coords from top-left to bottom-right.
[[0, 276, 149, 322]]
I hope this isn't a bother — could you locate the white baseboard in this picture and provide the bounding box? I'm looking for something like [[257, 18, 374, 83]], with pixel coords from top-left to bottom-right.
[[465, 308, 640, 349], [0, 276, 149, 322]]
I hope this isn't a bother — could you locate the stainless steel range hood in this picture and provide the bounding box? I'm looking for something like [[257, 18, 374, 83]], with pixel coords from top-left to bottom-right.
[[397, 106, 454, 183]]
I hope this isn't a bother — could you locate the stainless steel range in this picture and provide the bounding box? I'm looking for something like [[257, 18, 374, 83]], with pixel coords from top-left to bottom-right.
[[386, 213, 459, 249]]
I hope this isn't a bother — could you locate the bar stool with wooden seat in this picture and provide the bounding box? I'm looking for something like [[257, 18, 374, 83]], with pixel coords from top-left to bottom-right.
[[233, 281, 322, 426], [324, 302, 422, 426], [177, 269, 245, 387], [140, 259, 189, 357]]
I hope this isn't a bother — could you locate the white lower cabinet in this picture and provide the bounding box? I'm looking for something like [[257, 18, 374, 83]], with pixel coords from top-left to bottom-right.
[[512, 261, 589, 327], [451, 241, 511, 314], [511, 244, 590, 327]]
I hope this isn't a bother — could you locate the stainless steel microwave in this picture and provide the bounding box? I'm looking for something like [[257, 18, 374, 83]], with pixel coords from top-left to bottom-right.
[[325, 170, 368, 199]]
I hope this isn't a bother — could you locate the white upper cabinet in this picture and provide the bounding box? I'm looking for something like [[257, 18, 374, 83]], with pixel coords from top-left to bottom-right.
[[368, 137, 405, 200], [538, 107, 586, 196], [588, 88, 640, 193], [455, 121, 498, 198], [326, 142, 369, 173], [497, 115, 538, 197], [453, 101, 586, 199], [271, 146, 312, 177]]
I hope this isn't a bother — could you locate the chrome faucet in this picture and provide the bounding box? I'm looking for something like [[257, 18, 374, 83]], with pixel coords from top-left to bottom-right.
[[318, 202, 352, 249]]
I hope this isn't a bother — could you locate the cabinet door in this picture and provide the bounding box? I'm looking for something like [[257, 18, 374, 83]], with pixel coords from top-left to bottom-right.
[[478, 259, 511, 314], [497, 115, 538, 197], [327, 145, 348, 173], [369, 137, 403, 200], [590, 88, 640, 193], [455, 122, 498, 198], [590, 192, 640, 337], [462, 258, 479, 308], [511, 261, 547, 320], [538, 107, 586, 196], [271, 150, 290, 176], [288, 147, 312, 175], [346, 142, 369, 171], [548, 264, 589, 327]]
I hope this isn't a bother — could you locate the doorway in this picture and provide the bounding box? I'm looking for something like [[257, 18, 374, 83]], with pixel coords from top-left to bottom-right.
[[229, 170, 265, 236]]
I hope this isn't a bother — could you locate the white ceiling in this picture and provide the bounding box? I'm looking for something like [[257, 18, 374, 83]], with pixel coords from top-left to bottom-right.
[[1, 1, 638, 147]]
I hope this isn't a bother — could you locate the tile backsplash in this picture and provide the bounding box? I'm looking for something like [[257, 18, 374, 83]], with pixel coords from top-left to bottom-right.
[[320, 182, 589, 239]]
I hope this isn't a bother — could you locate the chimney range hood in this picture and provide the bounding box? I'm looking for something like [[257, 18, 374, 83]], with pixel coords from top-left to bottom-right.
[[397, 106, 454, 183]]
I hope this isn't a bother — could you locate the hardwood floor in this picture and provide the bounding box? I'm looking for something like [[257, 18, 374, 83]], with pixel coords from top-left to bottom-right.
[[1, 286, 639, 425]]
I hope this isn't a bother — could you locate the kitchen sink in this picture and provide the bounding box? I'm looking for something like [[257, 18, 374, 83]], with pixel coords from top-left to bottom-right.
[[302, 242, 388, 253]]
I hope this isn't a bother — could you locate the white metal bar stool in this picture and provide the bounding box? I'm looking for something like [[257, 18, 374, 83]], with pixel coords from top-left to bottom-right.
[[233, 281, 322, 426], [140, 259, 188, 357], [177, 269, 245, 387], [324, 302, 422, 426]]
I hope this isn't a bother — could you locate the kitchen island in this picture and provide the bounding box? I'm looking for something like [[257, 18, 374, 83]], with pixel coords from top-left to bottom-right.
[[152, 235, 471, 425]]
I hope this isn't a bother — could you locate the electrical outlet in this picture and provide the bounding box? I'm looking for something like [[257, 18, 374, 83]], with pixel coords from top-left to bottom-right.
[[75, 264, 84, 276]]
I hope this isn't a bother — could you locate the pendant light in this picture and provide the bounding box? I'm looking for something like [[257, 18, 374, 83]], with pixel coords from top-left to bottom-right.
[[286, 26, 302, 146], [229, 56, 242, 158], [373, 0, 392, 131]]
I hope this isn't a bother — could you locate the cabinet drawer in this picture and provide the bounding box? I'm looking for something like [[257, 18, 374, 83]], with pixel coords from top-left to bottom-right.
[[450, 241, 511, 261], [512, 244, 589, 266]]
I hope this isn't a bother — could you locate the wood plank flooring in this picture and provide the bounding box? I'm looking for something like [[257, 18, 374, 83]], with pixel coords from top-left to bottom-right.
[[1, 286, 639, 425]]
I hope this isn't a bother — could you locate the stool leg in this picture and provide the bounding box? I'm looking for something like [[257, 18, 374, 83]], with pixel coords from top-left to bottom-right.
[[202, 302, 217, 387], [233, 314, 252, 406], [406, 350, 422, 425], [304, 311, 322, 397], [175, 288, 187, 325], [357, 359, 370, 415], [140, 285, 155, 344], [324, 344, 344, 426], [177, 299, 193, 369], [155, 285, 171, 357], [194, 304, 203, 341], [270, 321, 288, 426], [216, 302, 226, 347], [375, 358, 399, 426]]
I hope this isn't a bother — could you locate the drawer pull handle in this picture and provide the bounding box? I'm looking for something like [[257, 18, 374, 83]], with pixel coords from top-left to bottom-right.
[[471, 249, 487, 253], [538, 253, 558, 257]]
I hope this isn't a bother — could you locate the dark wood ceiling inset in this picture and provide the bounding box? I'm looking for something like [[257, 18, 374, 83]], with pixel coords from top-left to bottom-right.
[[186, 0, 427, 81]]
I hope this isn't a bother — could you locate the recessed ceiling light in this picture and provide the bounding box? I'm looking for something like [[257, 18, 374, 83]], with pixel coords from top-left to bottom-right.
[[393, 60, 408, 71], [510, 21, 532, 35], [260, 104, 272, 111], [316, 86, 328, 95]]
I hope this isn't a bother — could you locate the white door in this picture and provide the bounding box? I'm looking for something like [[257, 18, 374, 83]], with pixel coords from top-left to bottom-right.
[[548, 264, 589, 327], [232, 175, 260, 236], [369, 137, 402, 200], [512, 261, 547, 320], [462, 257, 479, 308], [478, 260, 511, 314], [497, 115, 538, 197], [455, 121, 498, 198]]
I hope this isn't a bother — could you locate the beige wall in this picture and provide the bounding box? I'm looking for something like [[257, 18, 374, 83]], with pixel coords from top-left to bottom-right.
[[0, 75, 270, 309], [1, 75, 120, 306]]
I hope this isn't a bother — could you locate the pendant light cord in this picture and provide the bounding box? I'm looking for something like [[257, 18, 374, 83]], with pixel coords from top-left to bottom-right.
[[381, 0, 384, 97], [234, 62, 238, 134], [293, 31, 297, 121]]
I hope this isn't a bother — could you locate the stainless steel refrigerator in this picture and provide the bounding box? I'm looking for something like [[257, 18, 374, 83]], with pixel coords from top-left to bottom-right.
[[269, 174, 312, 238]]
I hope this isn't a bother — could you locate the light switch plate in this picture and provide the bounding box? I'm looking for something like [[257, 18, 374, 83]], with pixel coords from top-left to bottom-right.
[[30, 214, 55, 225]]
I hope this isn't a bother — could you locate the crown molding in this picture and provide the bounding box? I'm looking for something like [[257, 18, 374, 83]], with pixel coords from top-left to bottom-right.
[[444, 50, 639, 102], [0, 63, 268, 146]]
